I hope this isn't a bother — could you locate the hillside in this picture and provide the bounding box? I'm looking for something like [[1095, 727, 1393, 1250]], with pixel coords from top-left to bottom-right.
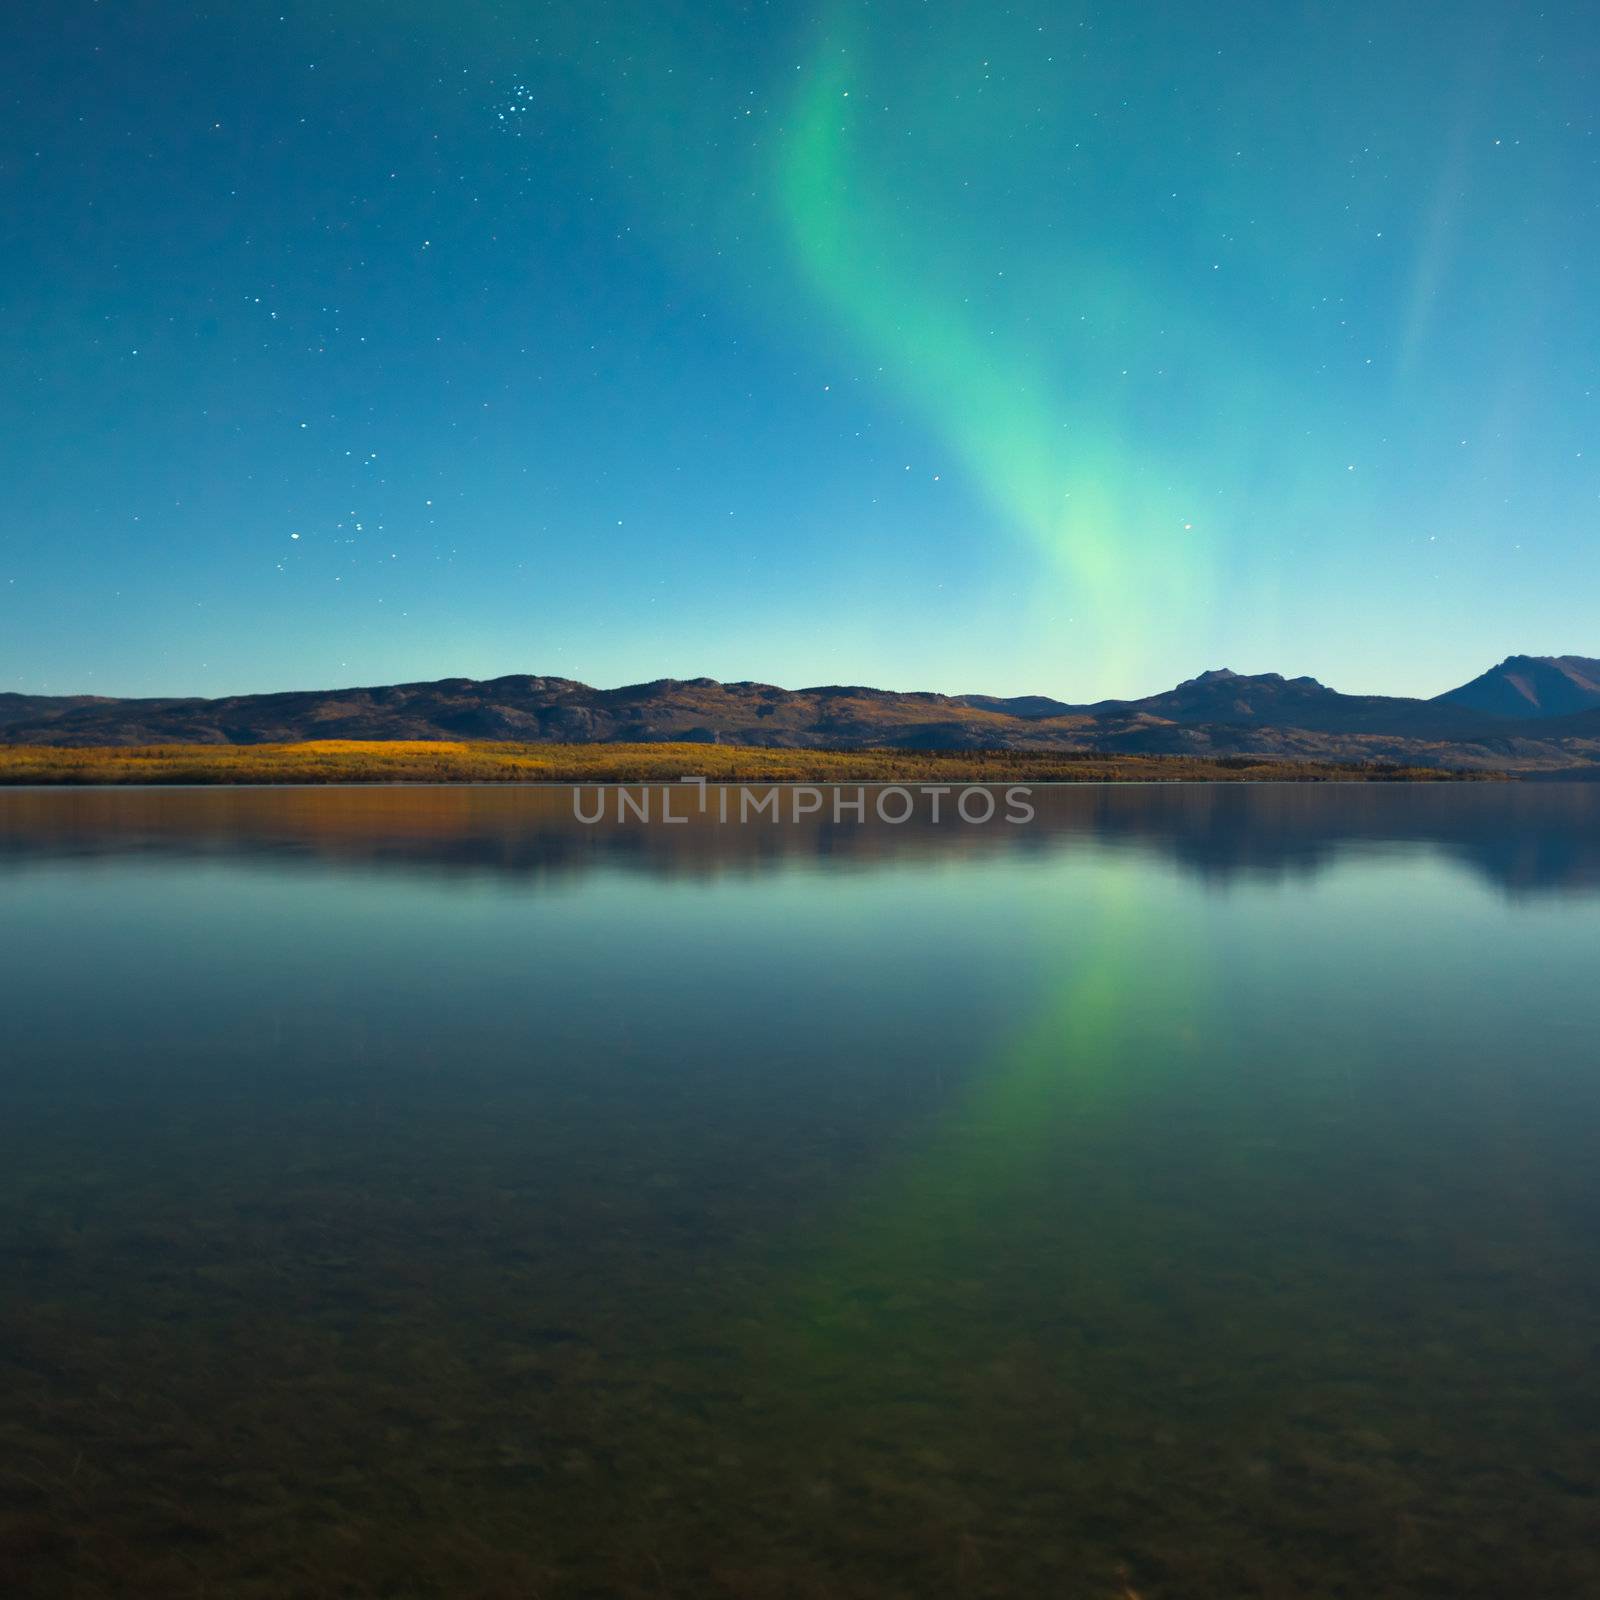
[[1434, 655, 1600, 719], [2, 664, 1598, 772]]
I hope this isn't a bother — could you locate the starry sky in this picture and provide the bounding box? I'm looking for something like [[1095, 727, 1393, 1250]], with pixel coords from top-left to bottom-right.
[[4, 0, 1598, 701]]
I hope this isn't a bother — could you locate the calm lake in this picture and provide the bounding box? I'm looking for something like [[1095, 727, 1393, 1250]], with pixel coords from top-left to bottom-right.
[[3, 783, 1599, 1598]]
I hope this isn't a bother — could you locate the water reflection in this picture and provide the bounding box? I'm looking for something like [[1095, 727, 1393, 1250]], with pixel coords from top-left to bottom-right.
[[3, 780, 1600, 896], [3, 785, 1599, 1596]]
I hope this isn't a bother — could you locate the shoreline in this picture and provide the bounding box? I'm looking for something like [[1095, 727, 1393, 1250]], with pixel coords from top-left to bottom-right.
[[0, 740, 1507, 786]]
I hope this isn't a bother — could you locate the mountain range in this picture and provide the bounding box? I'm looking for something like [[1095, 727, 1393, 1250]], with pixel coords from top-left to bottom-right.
[[4, 654, 1600, 771]]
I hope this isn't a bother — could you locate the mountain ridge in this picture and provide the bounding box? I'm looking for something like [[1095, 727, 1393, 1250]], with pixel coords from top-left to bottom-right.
[[3, 658, 1599, 770]]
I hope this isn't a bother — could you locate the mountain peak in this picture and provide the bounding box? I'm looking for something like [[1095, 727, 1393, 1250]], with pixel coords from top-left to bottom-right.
[[1436, 654, 1600, 720], [1180, 668, 1327, 690]]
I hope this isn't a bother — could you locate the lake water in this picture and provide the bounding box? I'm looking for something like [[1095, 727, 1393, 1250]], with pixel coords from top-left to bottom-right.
[[3, 783, 1598, 1597]]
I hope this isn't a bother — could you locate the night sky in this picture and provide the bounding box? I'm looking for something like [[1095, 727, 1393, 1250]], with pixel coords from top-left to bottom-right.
[[4, 1, 1598, 700]]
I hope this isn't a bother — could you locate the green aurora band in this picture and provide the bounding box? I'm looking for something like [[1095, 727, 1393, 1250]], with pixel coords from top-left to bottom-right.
[[434, 0, 1276, 678], [773, 17, 1217, 679]]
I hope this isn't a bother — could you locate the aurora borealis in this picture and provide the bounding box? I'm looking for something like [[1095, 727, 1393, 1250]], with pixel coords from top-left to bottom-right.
[[3, 0, 1597, 697]]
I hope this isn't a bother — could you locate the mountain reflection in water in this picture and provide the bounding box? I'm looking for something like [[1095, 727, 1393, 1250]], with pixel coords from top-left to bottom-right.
[[3, 780, 1599, 897]]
